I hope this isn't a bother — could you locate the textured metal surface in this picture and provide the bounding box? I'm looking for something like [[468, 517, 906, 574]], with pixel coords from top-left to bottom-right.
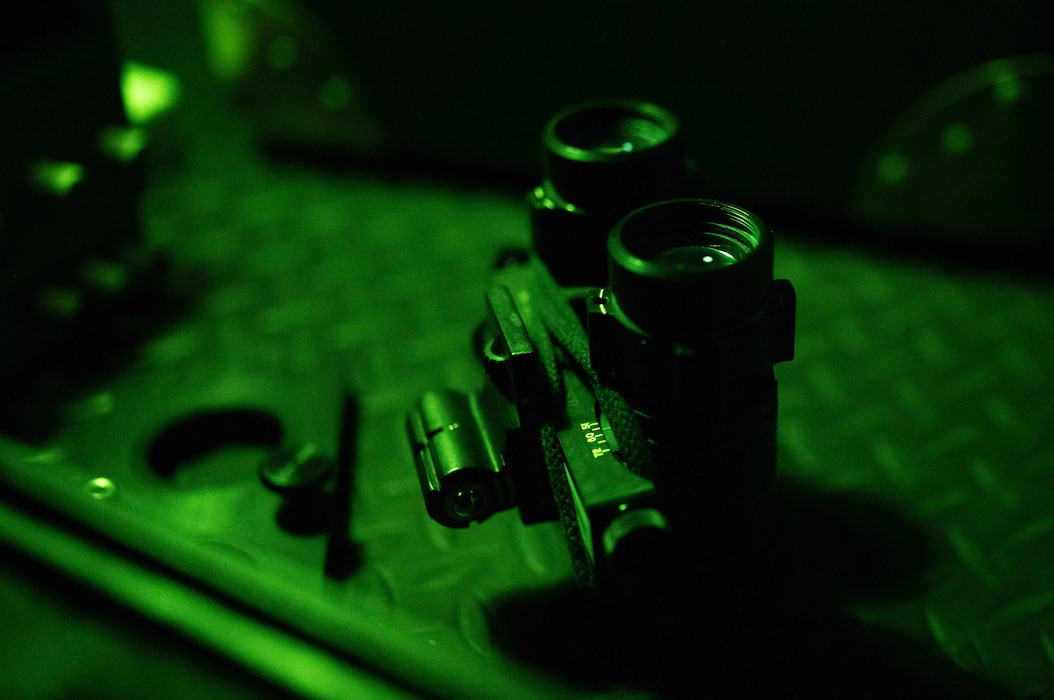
[[71, 86, 573, 650], [1, 81, 578, 697], [776, 241, 1054, 696], [5, 19, 1054, 696]]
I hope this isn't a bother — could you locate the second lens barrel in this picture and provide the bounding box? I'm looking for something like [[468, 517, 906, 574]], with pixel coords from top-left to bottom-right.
[[589, 198, 795, 571], [530, 100, 689, 286]]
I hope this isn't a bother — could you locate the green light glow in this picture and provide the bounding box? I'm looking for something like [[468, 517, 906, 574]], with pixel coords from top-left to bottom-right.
[[84, 477, 118, 500], [121, 62, 181, 125], [31, 161, 85, 196], [992, 74, 1023, 103], [941, 122, 973, 155], [82, 259, 129, 292], [39, 286, 82, 317], [532, 185, 578, 212], [268, 37, 299, 70], [199, 1, 252, 80], [876, 152, 909, 184], [99, 126, 147, 162], [319, 76, 352, 111]]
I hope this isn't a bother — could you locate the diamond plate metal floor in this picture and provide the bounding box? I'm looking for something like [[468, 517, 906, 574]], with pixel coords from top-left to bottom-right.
[[4, 34, 1054, 697]]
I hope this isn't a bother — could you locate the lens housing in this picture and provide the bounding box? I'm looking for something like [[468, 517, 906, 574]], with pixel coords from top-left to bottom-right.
[[543, 100, 683, 211], [529, 100, 688, 286], [606, 199, 772, 339], [589, 198, 794, 423], [588, 198, 795, 575]]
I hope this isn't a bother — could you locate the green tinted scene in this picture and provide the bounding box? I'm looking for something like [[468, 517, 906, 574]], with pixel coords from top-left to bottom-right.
[[1, 1, 1053, 698]]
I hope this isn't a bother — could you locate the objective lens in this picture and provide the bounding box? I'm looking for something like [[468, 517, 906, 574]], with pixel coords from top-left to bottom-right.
[[618, 208, 761, 272], [650, 223, 756, 270], [447, 484, 487, 521], [552, 110, 673, 156], [641, 222, 757, 270], [540, 101, 684, 214], [655, 246, 738, 268], [606, 199, 773, 336]]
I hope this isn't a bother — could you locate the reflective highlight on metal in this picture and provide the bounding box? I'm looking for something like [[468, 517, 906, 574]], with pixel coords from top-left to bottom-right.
[[120, 61, 181, 125], [605, 199, 774, 337], [84, 477, 117, 501]]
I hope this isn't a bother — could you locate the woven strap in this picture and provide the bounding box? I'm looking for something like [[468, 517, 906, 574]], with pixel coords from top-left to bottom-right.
[[523, 260, 656, 586]]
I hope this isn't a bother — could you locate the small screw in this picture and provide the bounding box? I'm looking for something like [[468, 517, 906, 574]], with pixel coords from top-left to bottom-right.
[[260, 444, 334, 536], [85, 477, 117, 500], [259, 443, 332, 496]]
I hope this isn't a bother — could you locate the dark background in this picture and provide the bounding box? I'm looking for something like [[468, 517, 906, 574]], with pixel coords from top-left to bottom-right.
[[2, 1, 1054, 697], [259, 0, 1054, 256]]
